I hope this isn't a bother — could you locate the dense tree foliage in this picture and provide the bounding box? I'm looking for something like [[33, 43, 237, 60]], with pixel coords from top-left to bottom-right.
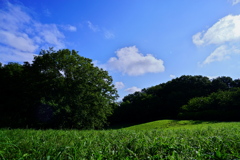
[[0, 49, 118, 129], [179, 88, 240, 120], [0, 62, 29, 127], [110, 75, 240, 125]]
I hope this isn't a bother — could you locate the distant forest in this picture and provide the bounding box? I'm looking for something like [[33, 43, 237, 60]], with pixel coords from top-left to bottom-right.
[[110, 75, 240, 125]]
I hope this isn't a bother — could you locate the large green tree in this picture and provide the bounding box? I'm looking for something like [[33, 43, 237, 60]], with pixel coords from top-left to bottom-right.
[[32, 48, 118, 129]]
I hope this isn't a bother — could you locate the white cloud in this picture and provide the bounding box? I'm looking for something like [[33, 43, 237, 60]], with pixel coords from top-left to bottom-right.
[[0, 30, 38, 52], [0, 2, 72, 63], [202, 45, 240, 65], [170, 74, 176, 79], [192, 32, 205, 46], [87, 21, 99, 32], [115, 82, 125, 89], [232, 0, 240, 5], [193, 14, 240, 65], [193, 15, 240, 46], [125, 86, 141, 94], [107, 46, 165, 76], [207, 76, 218, 80], [202, 45, 231, 65]]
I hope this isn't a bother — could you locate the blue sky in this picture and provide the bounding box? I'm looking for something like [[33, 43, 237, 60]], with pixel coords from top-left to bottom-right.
[[1, 0, 240, 100]]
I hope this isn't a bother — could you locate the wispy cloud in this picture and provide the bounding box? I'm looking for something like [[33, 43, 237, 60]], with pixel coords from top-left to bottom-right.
[[87, 21, 99, 32], [125, 86, 141, 94], [0, 2, 76, 63], [43, 8, 51, 17], [115, 82, 125, 89], [104, 30, 115, 39], [193, 14, 240, 65], [0, 30, 38, 52], [170, 74, 176, 79], [232, 0, 240, 5], [87, 21, 115, 39], [35, 23, 65, 49], [0, 46, 35, 63], [107, 46, 165, 76], [60, 25, 77, 32], [202, 45, 231, 65]]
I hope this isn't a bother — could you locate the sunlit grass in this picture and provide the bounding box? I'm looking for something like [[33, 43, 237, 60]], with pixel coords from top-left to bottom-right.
[[0, 120, 240, 159], [124, 119, 240, 130]]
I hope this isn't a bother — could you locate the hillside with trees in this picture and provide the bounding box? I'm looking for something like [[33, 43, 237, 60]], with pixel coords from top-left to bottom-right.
[[110, 75, 240, 125]]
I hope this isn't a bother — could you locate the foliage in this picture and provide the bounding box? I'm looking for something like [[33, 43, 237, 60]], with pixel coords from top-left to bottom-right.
[[180, 88, 240, 120], [0, 48, 118, 129], [0, 63, 29, 128], [211, 76, 233, 92], [1, 121, 240, 159]]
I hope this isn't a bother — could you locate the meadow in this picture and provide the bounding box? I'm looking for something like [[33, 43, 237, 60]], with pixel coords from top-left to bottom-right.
[[1, 120, 240, 160]]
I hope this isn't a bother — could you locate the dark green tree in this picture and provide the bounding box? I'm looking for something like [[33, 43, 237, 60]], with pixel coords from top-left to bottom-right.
[[0, 62, 28, 127], [180, 88, 240, 121], [31, 48, 118, 129], [211, 76, 233, 92], [231, 79, 240, 88], [157, 75, 212, 117]]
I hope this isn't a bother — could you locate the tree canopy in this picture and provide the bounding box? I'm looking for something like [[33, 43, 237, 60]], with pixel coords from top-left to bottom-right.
[[179, 88, 240, 121], [0, 48, 118, 129]]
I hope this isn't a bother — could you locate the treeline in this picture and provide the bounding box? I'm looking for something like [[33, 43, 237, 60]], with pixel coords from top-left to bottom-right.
[[1, 48, 240, 129], [110, 75, 240, 125], [0, 49, 118, 129]]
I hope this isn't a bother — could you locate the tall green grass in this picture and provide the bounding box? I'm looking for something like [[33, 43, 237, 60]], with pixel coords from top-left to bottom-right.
[[1, 120, 240, 159]]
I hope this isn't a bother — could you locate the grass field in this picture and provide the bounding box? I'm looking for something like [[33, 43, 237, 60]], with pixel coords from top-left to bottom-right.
[[1, 120, 240, 159]]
